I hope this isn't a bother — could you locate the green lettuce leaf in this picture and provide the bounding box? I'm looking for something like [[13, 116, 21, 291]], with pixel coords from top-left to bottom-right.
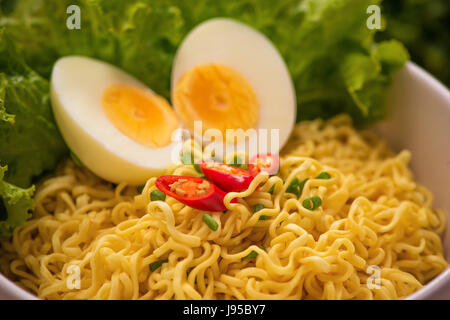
[[1, 0, 408, 125], [0, 28, 68, 187], [0, 27, 67, 236], [0, 165, 34, 237]]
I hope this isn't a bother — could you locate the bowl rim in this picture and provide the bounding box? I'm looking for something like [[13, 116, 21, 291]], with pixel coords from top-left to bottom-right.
[[396, 62, 450, 300], [0, 61, 449, 300]]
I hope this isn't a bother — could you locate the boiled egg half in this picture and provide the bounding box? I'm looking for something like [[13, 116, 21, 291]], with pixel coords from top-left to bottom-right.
[[51, 56, 180, 185], [171, 18, 296, 158]]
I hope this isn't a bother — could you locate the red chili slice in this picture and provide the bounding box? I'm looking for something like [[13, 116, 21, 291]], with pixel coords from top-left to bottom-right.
[[198, 161, 254, 192], [155, 175, 235, 212], [248, 153, 279, 177]]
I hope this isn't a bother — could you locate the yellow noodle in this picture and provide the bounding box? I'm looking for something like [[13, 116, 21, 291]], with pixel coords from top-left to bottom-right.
[[0, 115, 447, 300]]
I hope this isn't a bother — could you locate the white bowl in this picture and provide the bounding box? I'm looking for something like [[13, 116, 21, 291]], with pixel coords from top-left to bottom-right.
[[375, 62, 450, 299], [0, 62, 449, 300]]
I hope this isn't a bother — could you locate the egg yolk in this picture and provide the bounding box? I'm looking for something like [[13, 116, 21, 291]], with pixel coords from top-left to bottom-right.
[[102, 84, 179, 148], [174, 63, 259, 134]]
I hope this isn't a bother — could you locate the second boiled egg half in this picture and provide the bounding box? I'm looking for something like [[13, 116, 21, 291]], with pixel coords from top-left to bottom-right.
[[171, 18, 296, 157]]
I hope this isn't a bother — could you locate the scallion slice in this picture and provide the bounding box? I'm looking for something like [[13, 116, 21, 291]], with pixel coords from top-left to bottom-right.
[[302, 196, 322, 210], [315, 172, 331, 179], [244, 246, 265, 259], [150, 190, 166, 201], [253, 204, 265, 213], [253, 204, 268, 220], [150, 259, 168, 272], [202, 213, 218, 231], [286, 177, 308, 197]]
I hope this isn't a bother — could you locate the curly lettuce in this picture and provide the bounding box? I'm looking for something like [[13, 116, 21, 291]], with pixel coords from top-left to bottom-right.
[[0, 29, 68, 188], [0, 28, 67, 236], [1, 0, 408, 124], [0, 165, 34, 237]]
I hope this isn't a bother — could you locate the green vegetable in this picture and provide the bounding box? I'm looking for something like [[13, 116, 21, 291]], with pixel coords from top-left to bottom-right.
[[286, 178, 308, 198], [150, 259, 168, 272], [315, 172, 331, 179], [70, 152, 83, 167], [202, 213, 218, 231], [244, 246, 265, 259], [298, 179, 308, 195], [253, 203, 268, 220], [0, 166, 34, 237], [253, 204, 265, 213], [244, 250, 259, 259], [137, 185, 145, 193], [302, 196, 322, 211], [286, 178, 299, 196], [150, 190, 166, 201], [0, 29, 68, 188], [0, 29, 67, 235], [193, 164, 202, 174], [268, 184, 275, 194]]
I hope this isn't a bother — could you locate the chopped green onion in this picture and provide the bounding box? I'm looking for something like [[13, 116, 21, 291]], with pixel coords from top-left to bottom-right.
[[298, 178, 308, 195], [137, 185, 145, 193], [70, 151, 83, 167], [150, 190, 166, 201], [253, 204, 269, 220], [202, 213, 218, 231], [253, 204, 265, 213], [286, 177, 308, 197], [194, 163, 202, 173], [244, 246, 265, 259], [253, 204, 268, 220], [245, 251, 258, 259], [150, 259, 168, 271], [268, 184, 275, 194], [315, 172, 331, 179], [302, 196, 322, 210], [286, 177, 299, 195]]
